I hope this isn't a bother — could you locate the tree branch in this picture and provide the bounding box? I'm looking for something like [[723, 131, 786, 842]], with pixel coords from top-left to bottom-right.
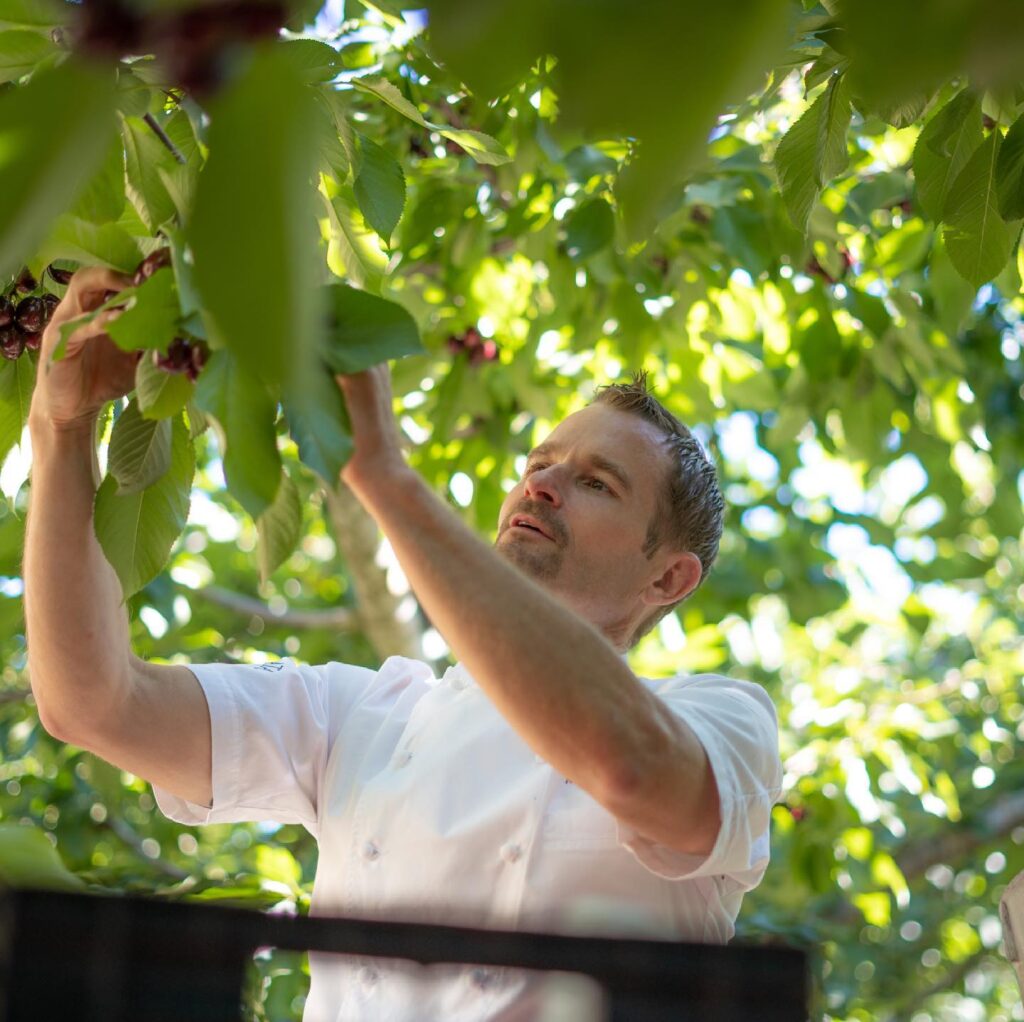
[[102, 815, 190, 881], [0, 688, 32, 706], [143, 112, 186, 165], [897, 790, 1024, 881], [183, 584, 357, 632], [319, 481, 427, 663], [889, 948, 987, 1021]]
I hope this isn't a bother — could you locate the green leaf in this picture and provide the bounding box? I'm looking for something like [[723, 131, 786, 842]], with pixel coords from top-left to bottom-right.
[[861, 90, 933, 129], [438, 127, 511, 166], [775, 73, 852, 231], [106, 267, 181, 354], [0, 824, 84, 891], [0, 352, 34, 466], [256, 467, 302, 585], [255, 844, 302, 889], [0, 28, 54, 82], [107, 397, 173, 495], [185, 397, 209, 439], [351, 74, 429, 127], [929, 233, 976, 337], [312, 89, 351, 182], [327, 192, 387, 293], [188, 46, 323, 394], [135, 350, 194, 420], [122, 114, 179, 232], [282, 361, 353, 485], [564, 197, 615, 260], [0, 57, 117, 280], [42, 214, 143, 272], [996, 111, 1024, 221], [353, 133, 406, 243], [115, 67, 152, 118], [351, 75, 511, 164], [163, 223, 201, 318], [68, 134, 126, 224], [52, 286, 138, 363], [277, 38, 341, 83], [193, 350, 282, 520], [912, 90, 982, 222], [320, 283, 424, 374], [943, 130, 1019, 288], [94, 412, 194, 600], [0, 0, 67, 31]]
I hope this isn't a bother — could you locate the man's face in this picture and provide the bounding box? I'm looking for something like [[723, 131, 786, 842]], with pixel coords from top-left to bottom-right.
[[495, 403, 672, 638]]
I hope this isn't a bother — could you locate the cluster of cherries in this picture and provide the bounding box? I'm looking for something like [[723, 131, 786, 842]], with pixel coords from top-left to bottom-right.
[[0, 249, 208, 383], [0, 267, 63, 361], [130, 249, 210, 383], [446, 326, 499, 366]]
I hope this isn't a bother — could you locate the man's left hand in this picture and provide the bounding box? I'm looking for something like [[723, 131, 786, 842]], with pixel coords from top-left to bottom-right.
[[335, 364, 407, 495]]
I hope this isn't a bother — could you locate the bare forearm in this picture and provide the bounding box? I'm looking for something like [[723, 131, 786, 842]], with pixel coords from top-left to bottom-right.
[[24, 414, 134, 739], [351, 467, 679, 798]]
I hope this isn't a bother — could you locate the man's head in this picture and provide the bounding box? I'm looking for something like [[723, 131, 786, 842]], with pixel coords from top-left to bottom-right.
[[495, 373, 724, 649]]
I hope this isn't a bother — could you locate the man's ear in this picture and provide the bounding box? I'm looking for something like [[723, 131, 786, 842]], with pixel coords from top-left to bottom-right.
[[643, 551, 703, 607]]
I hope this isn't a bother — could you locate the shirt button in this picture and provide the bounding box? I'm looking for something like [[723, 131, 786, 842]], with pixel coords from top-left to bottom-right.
[[362, 840, 380, 861], [393, 749, 412, 769], [470, 967, 497, 990], [357, 965, 378, 990], [500, 841, 522, 864]]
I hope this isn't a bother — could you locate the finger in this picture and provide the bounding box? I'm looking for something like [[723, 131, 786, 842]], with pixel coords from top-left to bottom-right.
[[54, 308, 124, 359], [65, 266, 133, 314]]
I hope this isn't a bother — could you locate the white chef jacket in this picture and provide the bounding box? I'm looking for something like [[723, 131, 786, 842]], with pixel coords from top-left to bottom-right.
[[154, 655, 782, 1022]]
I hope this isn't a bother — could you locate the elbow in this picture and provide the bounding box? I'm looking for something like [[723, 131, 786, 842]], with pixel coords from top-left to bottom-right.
[[33, 697, 79, 746], [596, 727, 722, 858], [29, 673, 115, 751]]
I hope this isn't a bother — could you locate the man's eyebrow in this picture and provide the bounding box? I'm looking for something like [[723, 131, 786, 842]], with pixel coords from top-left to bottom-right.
[[589, 454, 633, 493], [526, 443, 633, 493]]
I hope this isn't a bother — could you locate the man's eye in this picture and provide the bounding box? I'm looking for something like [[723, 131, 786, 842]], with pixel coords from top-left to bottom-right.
[[584, 476, 608, 491], [525, 462, 548, 475]]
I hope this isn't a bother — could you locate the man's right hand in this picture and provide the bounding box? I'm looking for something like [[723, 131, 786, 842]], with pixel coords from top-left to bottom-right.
[[28, 266, 139, 433]]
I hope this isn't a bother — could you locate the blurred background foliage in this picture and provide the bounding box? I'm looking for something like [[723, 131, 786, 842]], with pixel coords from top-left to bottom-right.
[[0, 0, 1023, 1019]]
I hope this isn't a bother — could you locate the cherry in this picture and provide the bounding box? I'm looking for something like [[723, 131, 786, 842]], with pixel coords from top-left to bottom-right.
[[186, 340, 209, 381], [0, 296, 12, 329], [153, 336, 192, 374], [0, 326, 25, 361], [132, 248, 172, 287], [14, 267, 37, 293], [47, 264, 74, 286], [22, 331, 42, 352], [41, 293, 60, 321], [447, 327, 498, 365], [15, 296, 44, 334]]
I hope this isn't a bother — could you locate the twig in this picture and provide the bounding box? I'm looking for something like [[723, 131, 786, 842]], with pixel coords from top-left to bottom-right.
[[183, 584, 357, 632], [143, 112, 187, 165], [889, 948, 987, 1021], [102, 815, 190, 881], [0, 688, 32, 706]]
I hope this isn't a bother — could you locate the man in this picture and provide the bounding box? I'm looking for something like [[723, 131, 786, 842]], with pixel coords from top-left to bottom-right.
[[25, 268, 783, 1020]]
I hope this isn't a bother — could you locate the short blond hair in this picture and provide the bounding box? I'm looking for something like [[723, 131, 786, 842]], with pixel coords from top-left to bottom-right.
[[592, 373, 724, 645]]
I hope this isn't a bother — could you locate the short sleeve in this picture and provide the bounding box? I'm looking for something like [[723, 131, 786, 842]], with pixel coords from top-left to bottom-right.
[[152, 656, 379, 837], [617, 673, 783, 885]]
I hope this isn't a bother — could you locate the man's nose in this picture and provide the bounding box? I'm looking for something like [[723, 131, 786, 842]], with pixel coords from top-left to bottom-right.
[[523, 466, 563, 506]]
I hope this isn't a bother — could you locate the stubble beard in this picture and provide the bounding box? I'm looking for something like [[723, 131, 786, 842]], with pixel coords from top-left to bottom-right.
[[495, 532, 565, 582]]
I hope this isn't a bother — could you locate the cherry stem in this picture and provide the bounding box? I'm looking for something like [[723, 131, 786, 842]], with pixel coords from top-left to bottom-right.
[[143, 113, 186, 165]]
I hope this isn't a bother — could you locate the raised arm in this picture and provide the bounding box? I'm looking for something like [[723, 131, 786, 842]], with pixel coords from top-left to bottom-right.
[[24, 268, 212, 807], [337, 366, 721, 856]]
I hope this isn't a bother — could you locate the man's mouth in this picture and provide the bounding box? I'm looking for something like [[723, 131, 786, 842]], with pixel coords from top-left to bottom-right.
[[509, 514, 554, 541]]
